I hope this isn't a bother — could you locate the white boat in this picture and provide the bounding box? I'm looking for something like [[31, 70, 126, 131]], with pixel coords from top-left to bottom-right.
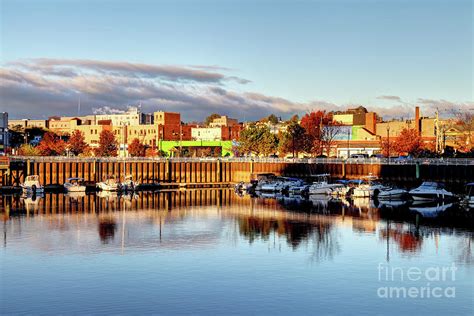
[[287, 183, 309, 195], [408, 182, 455, 201], [21, 175, 44, 194], [377, 188, 408, 200], [351, 175, 387, 198], [64, 177, 86, 192], [121, 175, 139, 192], [96, 176, 120, 191], [463, 183, 474, 206], [254, 173, 277, 191], [309, 174, 344, 195], [260, 180, 286, 192]]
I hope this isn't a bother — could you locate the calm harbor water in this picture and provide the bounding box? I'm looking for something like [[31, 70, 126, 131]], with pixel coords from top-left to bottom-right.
[[1, 189, 473, 315]]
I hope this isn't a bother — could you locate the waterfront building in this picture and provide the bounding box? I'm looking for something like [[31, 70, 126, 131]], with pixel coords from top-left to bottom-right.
[[192, 127, 222, 141], [209, 115, 238, 127], [95, 107, 143, 126], [8, 119, 49, 129]]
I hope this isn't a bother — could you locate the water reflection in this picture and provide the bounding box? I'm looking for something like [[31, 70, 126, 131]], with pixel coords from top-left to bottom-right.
[[0, 189, 472, 264]]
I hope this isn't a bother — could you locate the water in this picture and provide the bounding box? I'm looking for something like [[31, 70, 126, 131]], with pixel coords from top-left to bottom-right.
[[1, 190, 473, 315]]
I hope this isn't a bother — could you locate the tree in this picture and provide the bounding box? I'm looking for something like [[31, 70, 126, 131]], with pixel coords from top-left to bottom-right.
[[300, 110, 338, 156], [279, 121, 312, 157], [393, 128, 422, 156], [17, 144, 40, 156], [267, 114, 279, 125], [320, 124, 343, 157], [68, 130, 89, 156], [94, 130, 118, 157], [238, 124, 278, 156], [453, 112, 474, 152], [128, 138, 146, 157], [37, 132, 66, 156], [205, 113, 221, 126]]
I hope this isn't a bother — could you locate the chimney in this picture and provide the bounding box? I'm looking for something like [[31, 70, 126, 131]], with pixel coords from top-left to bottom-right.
[[415, 106, 420, 134], [364, 112, 376, 134]]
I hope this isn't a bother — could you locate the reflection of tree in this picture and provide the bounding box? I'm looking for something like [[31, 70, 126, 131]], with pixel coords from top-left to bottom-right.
[[380, 228, 423, 253], [310, 223, 340, 262], [455, 236, 473, 265], [238, 216, 339, 260], [98, 217, 117, 244]]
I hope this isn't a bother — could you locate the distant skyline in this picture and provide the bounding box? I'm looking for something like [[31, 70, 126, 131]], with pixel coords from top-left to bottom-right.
[[1, 0, 472, 121]]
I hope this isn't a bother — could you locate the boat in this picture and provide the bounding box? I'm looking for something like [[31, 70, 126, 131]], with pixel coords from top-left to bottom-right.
[[308, 174, 344, 195], [254, 173, 277, 191], [96, 176, 120, 191], [287, 182, 310, 195], [64, 177, 86, 192], [408, 182, 455, 201], [377, 187, 409, 200], [20, 175, 44, 194], [351, 175, 387, 198], [462, 183, 474, 206], [121, 175, 139, 192]]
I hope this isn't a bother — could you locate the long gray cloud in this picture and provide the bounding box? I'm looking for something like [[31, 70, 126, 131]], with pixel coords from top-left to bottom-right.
[[1, 58, 473, 121]]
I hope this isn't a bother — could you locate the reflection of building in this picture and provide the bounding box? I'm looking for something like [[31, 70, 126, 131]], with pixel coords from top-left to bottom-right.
[[0, 112, 8, 153]]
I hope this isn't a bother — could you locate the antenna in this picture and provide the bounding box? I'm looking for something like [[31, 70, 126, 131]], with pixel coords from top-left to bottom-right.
[[78, 96, 81, 116]]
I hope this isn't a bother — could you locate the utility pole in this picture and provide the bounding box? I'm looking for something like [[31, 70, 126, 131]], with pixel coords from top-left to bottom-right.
[[386, 124, 390, 162]]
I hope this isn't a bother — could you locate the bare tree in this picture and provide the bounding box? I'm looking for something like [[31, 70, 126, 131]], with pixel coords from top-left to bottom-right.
[[320, 124, 343, 157]]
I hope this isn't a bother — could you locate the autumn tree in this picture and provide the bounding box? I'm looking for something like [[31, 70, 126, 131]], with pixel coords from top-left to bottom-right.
[[128, 138, 146, 157], [453, 112, 474, 152], [238, 124, 278, 156], [300, 111, 340, 156], [67, 130, 89, 156], [279, 121, 312, 157], [267, 114, 279, 125], [94, 130, 118, 157], [37, 132, 66, 156], [17, 144, 40, 156], [393, 128, 422, 156], [205, 113, 221, 126]]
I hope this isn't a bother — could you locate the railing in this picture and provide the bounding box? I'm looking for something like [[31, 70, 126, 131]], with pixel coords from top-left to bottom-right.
[[7, 156, 474, 166]]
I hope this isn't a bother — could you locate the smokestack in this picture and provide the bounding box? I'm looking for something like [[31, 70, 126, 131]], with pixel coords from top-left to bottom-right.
[[415, 106, 420, 134]]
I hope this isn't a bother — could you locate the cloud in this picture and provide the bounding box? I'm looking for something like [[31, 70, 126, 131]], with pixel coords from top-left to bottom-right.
[[376, 95, 402, 102], [1, 58, 473, 122], [8, 58, 249, 84]]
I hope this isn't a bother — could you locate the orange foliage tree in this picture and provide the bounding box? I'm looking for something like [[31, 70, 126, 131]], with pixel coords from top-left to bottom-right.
[[37, 132, 66, 156], [67, 130, 89, 156], [94, 130, 118, 157], [128, 138, 146, 157], [393, 128, 422, 156], [300, 111, 341, 156]]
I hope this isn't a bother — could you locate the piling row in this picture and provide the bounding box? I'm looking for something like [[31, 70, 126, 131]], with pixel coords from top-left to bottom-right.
[[2, 159, 472, 187]]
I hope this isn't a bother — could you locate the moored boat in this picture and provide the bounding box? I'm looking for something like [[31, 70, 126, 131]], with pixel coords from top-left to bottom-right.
[[21, 175, 45, 194], [377, 187, 409, 200], [97, 176, 120, 191], [121, 175, 139, 192], [408, 182, 455, 201], [309, 174, 344, 195], [462, 183, 474, 206], [64, 177, 86, 192]]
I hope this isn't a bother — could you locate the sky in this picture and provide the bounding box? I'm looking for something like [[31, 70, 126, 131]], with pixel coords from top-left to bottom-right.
[[0, 0, 473, 121]]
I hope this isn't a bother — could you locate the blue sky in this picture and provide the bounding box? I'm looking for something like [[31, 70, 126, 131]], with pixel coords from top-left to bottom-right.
[[1, 0, 472, 120]]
